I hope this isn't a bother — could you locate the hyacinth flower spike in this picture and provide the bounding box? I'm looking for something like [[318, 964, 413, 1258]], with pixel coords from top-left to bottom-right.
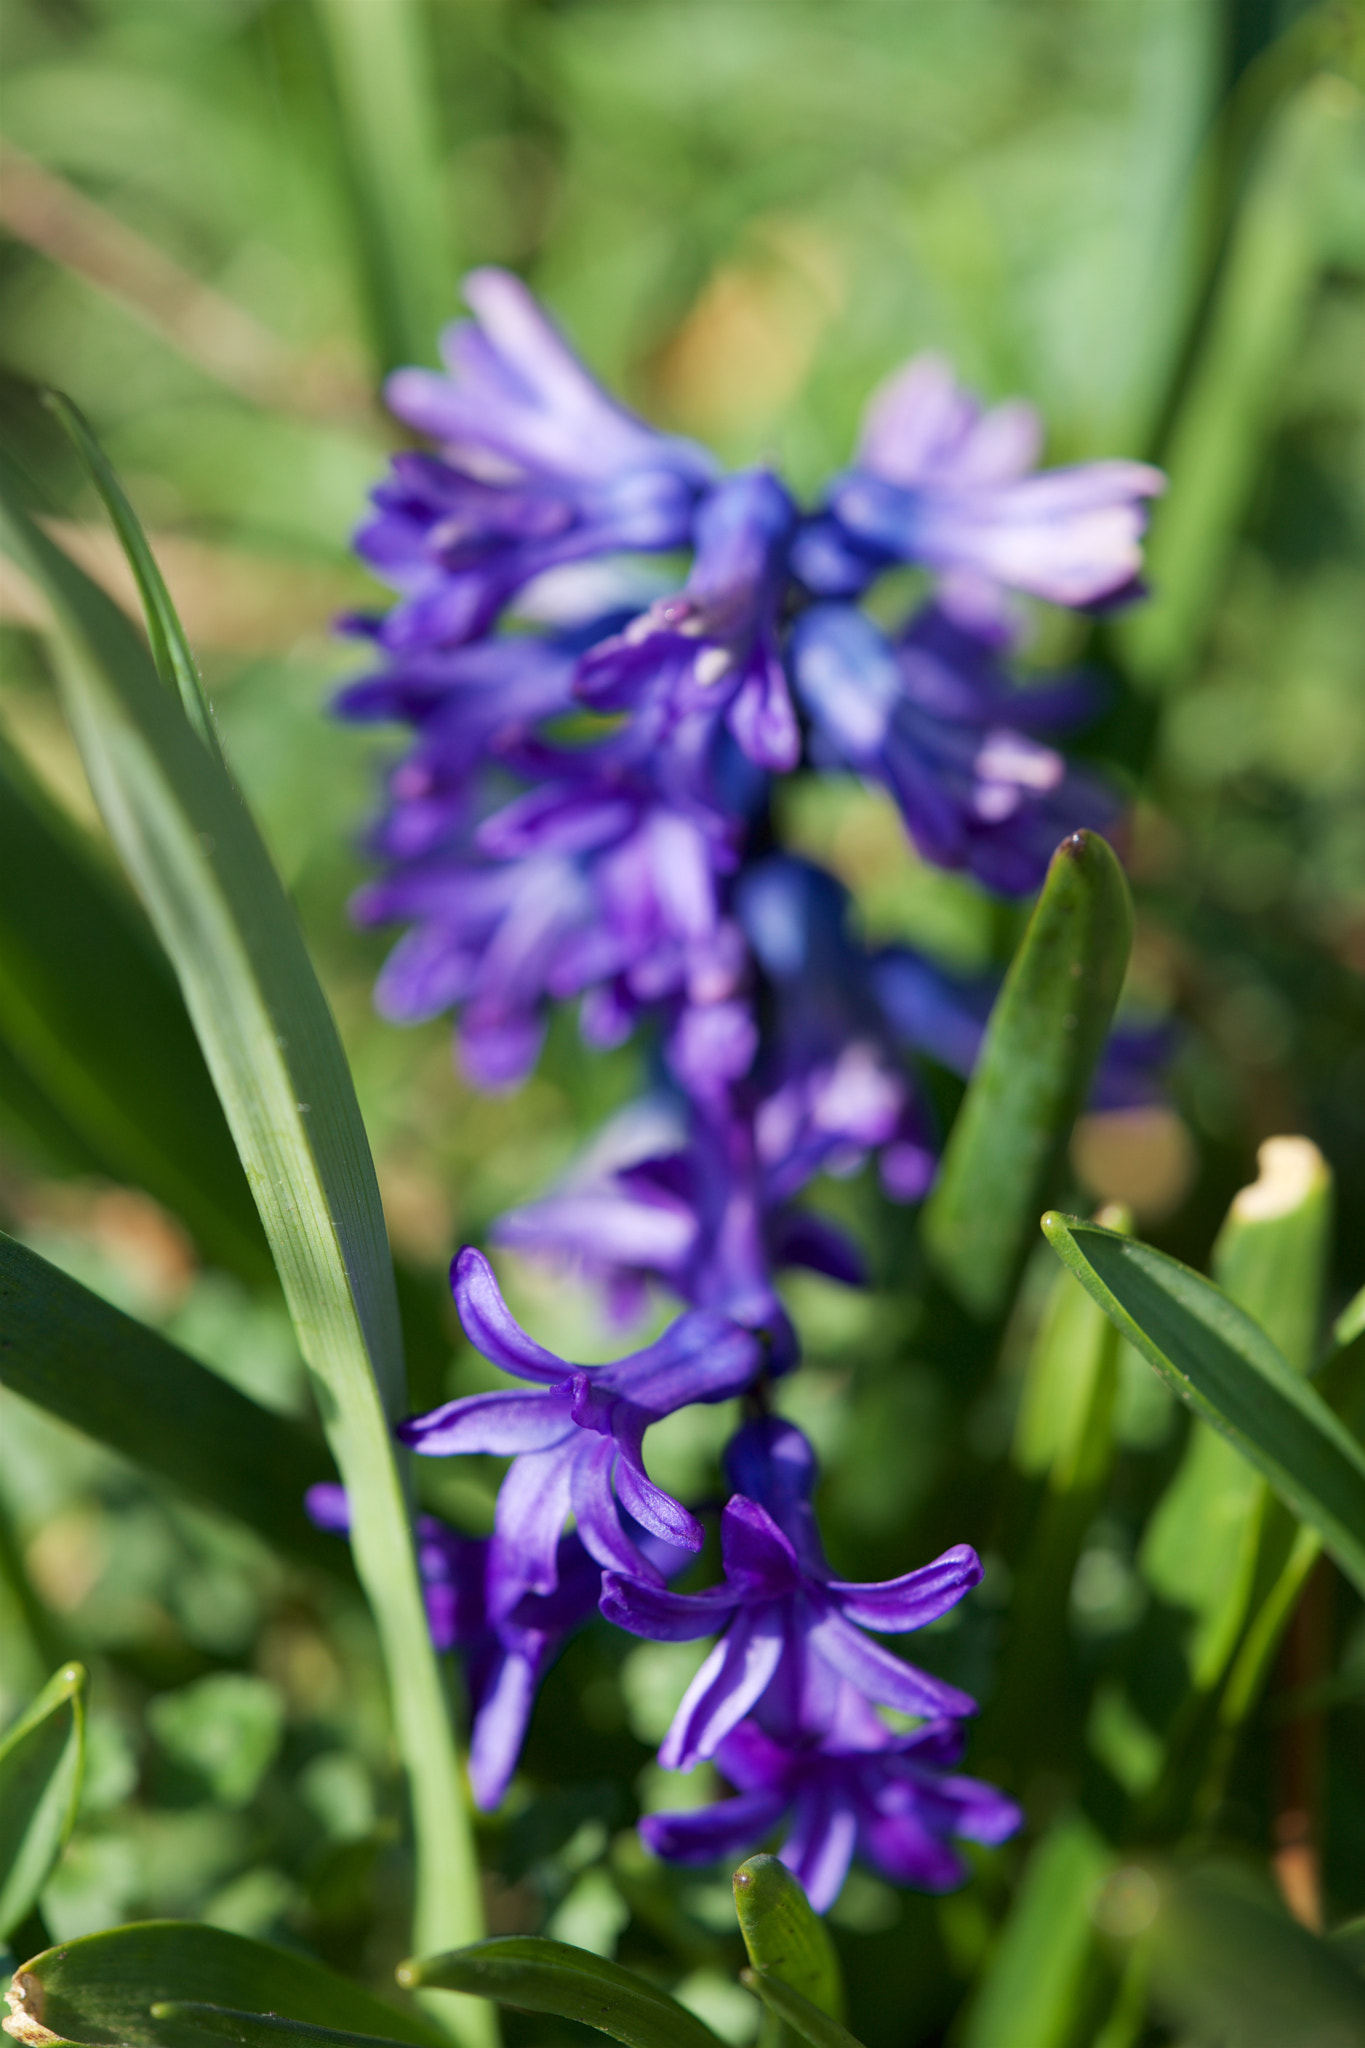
[[641, 1688, 1023, 1911], [398, 1249, 762, 1619], [601, 1418, 979, 1770]]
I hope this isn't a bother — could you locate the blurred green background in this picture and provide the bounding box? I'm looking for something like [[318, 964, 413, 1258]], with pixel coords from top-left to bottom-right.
[[1, 2, 1363, 2043]]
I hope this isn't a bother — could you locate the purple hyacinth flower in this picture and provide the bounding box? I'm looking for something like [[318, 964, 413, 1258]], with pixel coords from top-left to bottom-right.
[[493, 1086, 871, 1370], [397, 1249, 762, 1619], [307, 1483, 604, 1809], [358, 270, 717, 653], [793, 350, 1163, 620], [575, 469, 802, 773], [738, 855, 938, 1203], [640, 1688, 1023, 1911], [601, 1418, 979, 1771], [789, 602, 1115, 895]]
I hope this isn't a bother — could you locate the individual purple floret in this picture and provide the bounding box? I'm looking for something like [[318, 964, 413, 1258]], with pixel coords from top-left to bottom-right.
[[397, 1249, 762, 1619], [574, 469, 801, 773], [640, 1687, 1023, 1911], [307, 1484, 602, 1808], [792, 350, 1163, 625], [492, 1087, 869, 1371], [789, 602, 1116, 894], [601, 1418, 978, 1769], [737, 854, 938, 1202], [355, 269, 716, 654]]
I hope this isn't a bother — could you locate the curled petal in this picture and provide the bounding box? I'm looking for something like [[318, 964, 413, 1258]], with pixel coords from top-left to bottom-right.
[[827, 1543, 982, 1632], [397, 1384, 575, 1457], [451, 1246, 570, 1383], [599, 1573, 736, 1642], [569, 1434, 667, 1580]]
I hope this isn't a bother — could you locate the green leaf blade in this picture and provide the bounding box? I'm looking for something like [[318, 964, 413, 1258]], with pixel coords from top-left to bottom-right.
[[0, 1231, 339, 1571], [151, 2002, 419, 2048], [923, 831, 1133, 1320], [738, 1973, 865, 2048], [0, 436, 487, 2036], [398, 1939, 724, 2048], [0, 1662, 86, 1938], [1042, 1214, 1365, 1597], [7, 1922, 444, 2048]]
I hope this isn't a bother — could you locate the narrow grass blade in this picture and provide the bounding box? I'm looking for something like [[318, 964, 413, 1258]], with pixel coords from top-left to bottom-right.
[[962, 1815, 1111, 2048], [0, 1663, 86, 1938], [0, 1231, 339, 1572], [0, 445, 488, 2041], [1121, 75, 1358, 687], [44, 392, 220, 757], [1041, 1214, 1365, 1598], [0, 743, 270, 1282], [7, 1922, 444, 2048], [398, 1938, 723, 2048], [731, 1856, 843, 2022], [310, 0, 454, 375], [152, 2004, 418, 2048], [738, 1973, 864, 2048], [923, 832, 1132, 1320]]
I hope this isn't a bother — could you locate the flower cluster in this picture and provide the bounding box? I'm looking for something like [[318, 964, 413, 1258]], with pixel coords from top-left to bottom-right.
[[329, 270, 1165, 1907]]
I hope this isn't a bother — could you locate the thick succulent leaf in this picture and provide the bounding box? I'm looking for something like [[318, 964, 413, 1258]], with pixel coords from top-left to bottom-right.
[[923, 831, 1132, 1319], [398, 1938, 723, 2048], [152, 2003, 418, 2048], [0, 445, 485, 2024], [731, 1857, 843, 2022], [5, 1923, 444, 2048], [738, 1973, 865, 2048], [1042, 1214, 1365, 1598], [0, 1231, 339, 1572], [0, 1663, 86, 1938], [0, 746, 270, 1281]]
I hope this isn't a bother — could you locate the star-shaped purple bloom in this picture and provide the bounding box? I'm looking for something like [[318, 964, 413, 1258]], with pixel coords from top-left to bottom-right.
[[790, 602, 1115, 895], [575, 469, 802, 773], [601, 1418, 979, 1771], [397, 1249, 763, 1619], [793, 350, 1163, 625], [640, 1687, 1023, 1911], [356, 269, 716, 654]]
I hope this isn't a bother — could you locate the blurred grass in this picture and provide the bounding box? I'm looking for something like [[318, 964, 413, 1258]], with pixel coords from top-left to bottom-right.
[[1, 1, 1364, 2042]]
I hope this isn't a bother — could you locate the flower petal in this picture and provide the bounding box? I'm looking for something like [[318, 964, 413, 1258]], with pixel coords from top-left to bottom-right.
[[660, 1604, 788, 1771], [600, 1573, 736, 1642], [490, 1447, 575, 1613], [467, 1643, 543, 1811], [781, 1783, 858, 1915], [719, 1498, 803, 1598], [638, 1789, 787, 1867], [397, 1384, 575, 1457], [827, 1543, 982, 1632], [451, 1246, 570, 1383], [807, 1609, 978, 1720]]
